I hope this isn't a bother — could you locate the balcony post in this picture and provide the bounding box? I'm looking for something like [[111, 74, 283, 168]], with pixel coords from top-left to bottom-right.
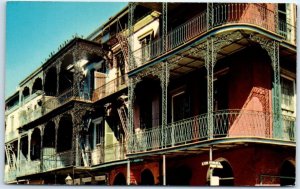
[[128, 78, 137, 153], [17, 136, 21, 172], [207, 3, 214, 30], [73, 50, 85, 98], [160, 62, 170, 147], [39, 125, 45, 172], [56, 61, 61, 96], [127, 159, 131, 185], [162, 2, 168, 52], [128, 2, 136, 70], [28, 130, 33, 162], [205, 38, 214, 139], [163, 154, 166, 185], [53, 117, 60, 169]]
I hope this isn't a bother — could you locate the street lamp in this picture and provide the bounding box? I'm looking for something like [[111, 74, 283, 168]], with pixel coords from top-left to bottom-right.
[[65, 174, 73, 185]]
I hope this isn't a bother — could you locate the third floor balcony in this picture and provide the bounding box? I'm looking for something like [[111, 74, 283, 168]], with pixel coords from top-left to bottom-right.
[[129, 3, 296, 71]]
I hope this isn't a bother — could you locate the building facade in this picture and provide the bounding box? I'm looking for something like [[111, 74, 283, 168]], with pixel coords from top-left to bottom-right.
[[5, 3, 296, 186]]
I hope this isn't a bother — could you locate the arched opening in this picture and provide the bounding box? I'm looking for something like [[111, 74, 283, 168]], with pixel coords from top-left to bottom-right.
[[135, 79, 161, 130], [141, 169, 155, 185], [280, 160, 295, 186], [57, 115, 73, 152], [59, 55, 74, 94], [20, 136, 28, 160], [167, 165, 192, 185], [43, 121, 56, 155], [32, 78, 43, 94], [113, 173, 127, 185], [44, 67, 57, 96], [22, 87, 30, 100], [212, 160, 234, 186], [30, 128, 41, 161]]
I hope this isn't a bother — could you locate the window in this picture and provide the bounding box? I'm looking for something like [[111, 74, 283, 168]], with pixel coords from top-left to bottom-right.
[[94, 120, 104, 145], [278, 4, 290, 39], [281, 76, 295, 114], [140, 34, 152, 61], [172, 91, 191, 122]]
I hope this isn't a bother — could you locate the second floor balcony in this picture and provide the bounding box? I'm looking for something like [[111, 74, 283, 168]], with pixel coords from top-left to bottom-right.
[[128, 109, 295, 155], [92, 75, 128, 102]]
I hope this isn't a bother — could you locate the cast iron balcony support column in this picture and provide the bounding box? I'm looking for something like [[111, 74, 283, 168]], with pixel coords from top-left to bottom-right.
[[160, 62, 170, 147], [56, 61, 62, 96], [53, 116, 60, 169], [127, 159, 131, 185], [17, 136, 21, 173], [205, 38, 214, 139], [162, 2, 168, 53], [27, 129, 33, 162], [207, 3, 214, 30], [39, 125, 45, 172], [128, 78, 137, 153], [128, 2, 136, 70]]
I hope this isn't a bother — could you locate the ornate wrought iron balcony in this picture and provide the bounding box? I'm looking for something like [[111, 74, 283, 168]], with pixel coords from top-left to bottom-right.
[[18, 160, 41, 177], [4, 168, 17, 183], [129, 3, 296, 71], [42, 150, 73, 172], [128, 110, 295, 154], [90, 142, 126, 166], [92, 75, 128, 102]]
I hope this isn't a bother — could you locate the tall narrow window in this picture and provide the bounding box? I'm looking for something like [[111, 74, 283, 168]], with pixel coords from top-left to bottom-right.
[[281, 76, 295, 141], [140, 34, 152, 62], [281, 76, 295, 115], [278, 4, 288, 38], [95, 122, 104, 145]]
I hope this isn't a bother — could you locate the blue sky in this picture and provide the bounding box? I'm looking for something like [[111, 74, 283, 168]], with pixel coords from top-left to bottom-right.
[[5, 1, 127, 98]]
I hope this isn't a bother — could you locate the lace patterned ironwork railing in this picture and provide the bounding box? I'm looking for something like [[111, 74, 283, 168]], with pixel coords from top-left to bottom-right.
[[90, 142, 126, 166], [92, 76, 128, 102], [42, 150, 73, 172], [19, 107, 43, 127], [17, 160, 41, 177], [129, 110, 296, 153], [43, 87, 90, 114], [4, 168, 17, 183], [129, 3, 296, 71]]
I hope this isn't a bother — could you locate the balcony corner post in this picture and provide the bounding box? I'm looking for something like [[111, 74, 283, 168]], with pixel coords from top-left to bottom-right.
[[128, 77, 137, 153], [27, 129, 33, 162], [162, 2, 168, 53], [127, 159, 131, 185], [207, 3, 214, 30], [205, 38, 214, 139], [160, 62, 170, 148], [128, 2, 136, 70]]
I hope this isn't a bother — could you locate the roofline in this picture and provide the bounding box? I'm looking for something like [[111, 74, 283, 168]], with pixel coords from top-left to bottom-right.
[[5, 90, 19, 103], [86, 4, 129, 40]]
